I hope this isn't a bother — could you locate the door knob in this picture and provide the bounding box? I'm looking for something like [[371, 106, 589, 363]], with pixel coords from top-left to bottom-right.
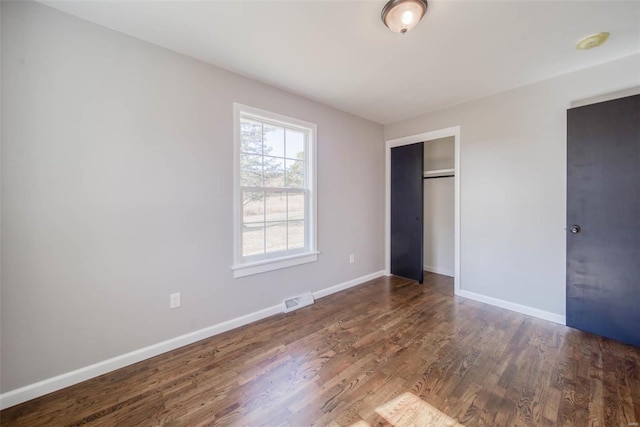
[[569, 225, 581, 234]]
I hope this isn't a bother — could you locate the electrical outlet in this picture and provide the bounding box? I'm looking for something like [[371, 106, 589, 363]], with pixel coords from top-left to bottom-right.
[[170, 292, 181, 309], [349, 254, 355, 264]]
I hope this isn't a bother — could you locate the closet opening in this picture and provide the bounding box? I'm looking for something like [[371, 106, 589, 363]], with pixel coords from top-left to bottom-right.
[[385, 126, 461, 294], [423, 137, 455, 278]]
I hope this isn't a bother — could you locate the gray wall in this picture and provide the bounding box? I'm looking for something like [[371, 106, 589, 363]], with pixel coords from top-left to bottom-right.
[[423, 137, 454, 276], [386, 53, 640, 317], [0, 1, 385, 392]]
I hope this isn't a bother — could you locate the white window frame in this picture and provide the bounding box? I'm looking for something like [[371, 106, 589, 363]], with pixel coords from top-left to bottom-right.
[[232, 103, 318, 278]]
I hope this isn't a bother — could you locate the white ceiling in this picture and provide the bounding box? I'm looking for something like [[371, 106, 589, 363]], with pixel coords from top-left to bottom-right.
[[42, 1, 640, 124]]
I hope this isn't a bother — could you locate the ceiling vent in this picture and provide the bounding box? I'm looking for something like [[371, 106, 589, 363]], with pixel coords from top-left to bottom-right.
[[576, 32, 610, 50]]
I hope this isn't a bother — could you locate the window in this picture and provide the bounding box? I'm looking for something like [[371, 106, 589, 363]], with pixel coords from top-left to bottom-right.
[[232, 103, 317, 278]]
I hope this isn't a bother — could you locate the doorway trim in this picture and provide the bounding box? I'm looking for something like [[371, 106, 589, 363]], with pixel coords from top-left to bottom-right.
[[385, 125, 461, 295]]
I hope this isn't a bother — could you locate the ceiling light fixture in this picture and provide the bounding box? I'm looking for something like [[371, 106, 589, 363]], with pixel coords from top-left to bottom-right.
[[576, 32, 610, 50], [382, 0, 428, 35]]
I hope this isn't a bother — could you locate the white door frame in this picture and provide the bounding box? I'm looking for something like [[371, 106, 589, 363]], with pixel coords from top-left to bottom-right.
[[384, 125, 461, 295]]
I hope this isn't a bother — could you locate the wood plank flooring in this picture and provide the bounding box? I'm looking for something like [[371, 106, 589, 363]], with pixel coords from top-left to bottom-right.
[[1, 273, 639, 426]]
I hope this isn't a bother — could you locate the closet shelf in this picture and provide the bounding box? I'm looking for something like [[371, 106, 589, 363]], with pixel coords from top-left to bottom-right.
[[423, 168, 455, 177]]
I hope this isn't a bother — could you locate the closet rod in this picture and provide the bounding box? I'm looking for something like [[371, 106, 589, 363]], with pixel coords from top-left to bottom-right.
[[423, 175, 454, 180]]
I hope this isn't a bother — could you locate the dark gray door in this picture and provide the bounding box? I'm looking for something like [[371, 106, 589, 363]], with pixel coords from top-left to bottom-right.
[[391, 142, 424, 283], [567, 94, 640, 347]]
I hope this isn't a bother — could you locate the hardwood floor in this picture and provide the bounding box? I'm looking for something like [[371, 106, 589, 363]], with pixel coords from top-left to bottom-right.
[[1, 273, 639, 426]]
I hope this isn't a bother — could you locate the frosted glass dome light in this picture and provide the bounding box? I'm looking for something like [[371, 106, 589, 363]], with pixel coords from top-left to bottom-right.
[[382, 0, 428, 34]]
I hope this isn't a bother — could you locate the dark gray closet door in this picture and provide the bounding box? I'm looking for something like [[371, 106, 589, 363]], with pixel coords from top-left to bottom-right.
[[391, 142, 424, 283], [567, 94, 640, 346]]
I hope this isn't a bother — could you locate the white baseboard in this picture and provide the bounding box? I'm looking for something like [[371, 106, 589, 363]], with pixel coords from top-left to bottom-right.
[[376, 272, 564, 326], [456, 289, 566, 325], [423, 265, 454, 277], [312, 270, 385, 299], [0, 270, 385, 410]]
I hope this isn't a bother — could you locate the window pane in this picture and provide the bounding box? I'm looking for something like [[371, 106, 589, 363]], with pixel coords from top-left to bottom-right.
[[287, 193, 305, 221], [263, 156, 285, 188], [285, 129, 305, 160], [240, 119, 262, 155], [265, 192, 287, 222], [243, 191, 264, 224], [286, 159, 305, 188], [288, 220, 304, 249], [263, 125, 285, 158], [266, 221, 287, 253], [241, 154, 263, 186], [243, 223, 264, 256]]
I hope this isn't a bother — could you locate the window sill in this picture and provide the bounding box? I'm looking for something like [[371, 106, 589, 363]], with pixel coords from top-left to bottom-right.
[[232, 251, 319, 278]]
